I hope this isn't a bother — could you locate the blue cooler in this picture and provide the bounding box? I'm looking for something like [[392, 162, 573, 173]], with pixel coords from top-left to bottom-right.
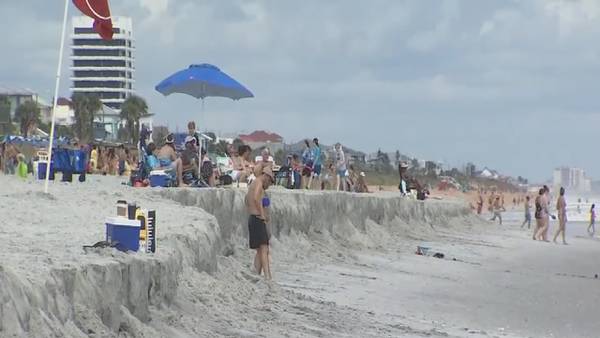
[[149, 170, 171, 187], [37, 162, 54, 180], [105, 217, 141, 252]]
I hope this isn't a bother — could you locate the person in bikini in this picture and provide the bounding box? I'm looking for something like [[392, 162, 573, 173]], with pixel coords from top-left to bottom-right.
[[245, 163, 275, 280], [553, 187, 568, 245], [534, 188, 549, 241], [588, 204, 596, 237]]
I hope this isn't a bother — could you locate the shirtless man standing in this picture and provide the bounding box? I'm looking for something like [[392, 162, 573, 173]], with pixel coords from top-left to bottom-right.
[[245, 164, 274, 280], [553, 187, 568, 245], [489, 196, 504, 225]]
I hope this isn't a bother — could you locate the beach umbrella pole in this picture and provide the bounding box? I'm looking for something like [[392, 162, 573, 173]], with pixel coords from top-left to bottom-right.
[[198, 98, 205, 178], [44, 0, 69, 193]]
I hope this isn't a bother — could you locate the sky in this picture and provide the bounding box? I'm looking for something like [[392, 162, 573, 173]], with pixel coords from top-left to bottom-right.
[[2, 0, 600, 182]]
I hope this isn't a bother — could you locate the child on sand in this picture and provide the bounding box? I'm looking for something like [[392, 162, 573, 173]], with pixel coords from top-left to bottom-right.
[[16, 153, 28, 179], [588, 204, 596, 237]]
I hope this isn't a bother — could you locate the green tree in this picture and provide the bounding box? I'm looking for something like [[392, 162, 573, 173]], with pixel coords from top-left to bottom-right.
[[71, 93, 102, 142], [0, 95, 12, 134], [120, 95, 148, 145], [15, 100, 40, 137], [117, 125, 130, 142]]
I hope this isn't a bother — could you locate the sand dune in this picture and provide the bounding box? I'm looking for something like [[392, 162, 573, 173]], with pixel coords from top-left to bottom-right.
[[1, 175, 598, 337]]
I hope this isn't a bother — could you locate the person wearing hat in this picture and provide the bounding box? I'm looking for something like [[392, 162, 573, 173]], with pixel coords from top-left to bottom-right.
[[245, 163, 275, 280], [156, 133, 184, 186], [181, 136, 199, 179]]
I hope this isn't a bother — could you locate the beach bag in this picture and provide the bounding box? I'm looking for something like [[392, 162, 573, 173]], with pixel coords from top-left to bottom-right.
[[62, 170, 73, 182]]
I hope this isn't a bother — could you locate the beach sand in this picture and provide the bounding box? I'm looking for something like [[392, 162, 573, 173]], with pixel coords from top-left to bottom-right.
[[1, 174, 599, 337]]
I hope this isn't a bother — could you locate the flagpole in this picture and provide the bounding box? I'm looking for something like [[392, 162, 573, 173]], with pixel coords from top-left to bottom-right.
[[45, 0, 69, 193]]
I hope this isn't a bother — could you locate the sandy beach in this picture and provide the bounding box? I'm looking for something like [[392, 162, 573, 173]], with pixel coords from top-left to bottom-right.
[[1, 175, 600, 338]]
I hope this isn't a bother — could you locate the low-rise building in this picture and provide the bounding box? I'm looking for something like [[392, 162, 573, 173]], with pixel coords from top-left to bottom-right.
[[0, 85, 39, 119], [238, 130, 284, 153]]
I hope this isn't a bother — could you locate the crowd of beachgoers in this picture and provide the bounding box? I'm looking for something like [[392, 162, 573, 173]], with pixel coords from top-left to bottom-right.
[[136, 121, 371, 192], [0, 121, 372, 193]]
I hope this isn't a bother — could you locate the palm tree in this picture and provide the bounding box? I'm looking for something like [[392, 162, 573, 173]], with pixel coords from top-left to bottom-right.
[[120, 95, 148, 145], [15, 100, 41, 137], [71, 93, 102, 142]]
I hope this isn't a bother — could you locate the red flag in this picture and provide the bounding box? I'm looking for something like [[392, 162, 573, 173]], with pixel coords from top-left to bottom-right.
[[72, 0, 113, 40]]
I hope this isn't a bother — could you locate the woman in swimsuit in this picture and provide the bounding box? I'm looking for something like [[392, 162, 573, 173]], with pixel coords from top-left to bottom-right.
[[552, 187, 568, 245], [588, 204, 596, 237], [533, 188, 546, 240]]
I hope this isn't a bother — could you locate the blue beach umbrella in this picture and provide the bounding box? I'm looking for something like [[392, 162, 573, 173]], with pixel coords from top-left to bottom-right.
[[155, 63, 254, 100], [155, 63, 253, 172]]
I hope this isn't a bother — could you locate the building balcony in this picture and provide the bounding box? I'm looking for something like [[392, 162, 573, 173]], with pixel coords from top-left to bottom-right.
[[98, 98, 126, 103], [70, 33, 135, 42], [71, 45, 135, 51], [70, 87, 134, 93], [70, 55, 134, 61], [69, 77, 135, 82], [70, 66, 135, 72]]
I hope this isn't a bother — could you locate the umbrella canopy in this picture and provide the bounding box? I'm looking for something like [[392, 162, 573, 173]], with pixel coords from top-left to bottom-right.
[[155, 63, 254, 100]]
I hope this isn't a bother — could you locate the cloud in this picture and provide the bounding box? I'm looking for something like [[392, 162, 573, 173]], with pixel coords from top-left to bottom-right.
[[3, 0, 600, 181]]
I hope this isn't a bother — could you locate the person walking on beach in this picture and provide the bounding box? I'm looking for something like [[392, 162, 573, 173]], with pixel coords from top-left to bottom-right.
[[521, 196, 532, 229], [489, 196, 505, 225], [588, 204, 596, 237], [534, 188, 550, 241], [476, 190, 484, 215], [245, 164, 274, 280], [542, 185, 552, 240], [553, 187, 568, 245], [334, 143, 347, 192], [487, 192, 495, 216], [533, 189, 545, 240]]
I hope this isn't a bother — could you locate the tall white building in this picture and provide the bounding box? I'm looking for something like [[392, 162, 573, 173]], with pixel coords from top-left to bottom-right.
[[553, 167, 591, 192], [70, 16, 135, 112]]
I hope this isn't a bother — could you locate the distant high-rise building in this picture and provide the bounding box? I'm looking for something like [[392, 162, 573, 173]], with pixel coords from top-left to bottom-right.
[[70, 16, 134, 112], [553, 167, 591, 192]]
